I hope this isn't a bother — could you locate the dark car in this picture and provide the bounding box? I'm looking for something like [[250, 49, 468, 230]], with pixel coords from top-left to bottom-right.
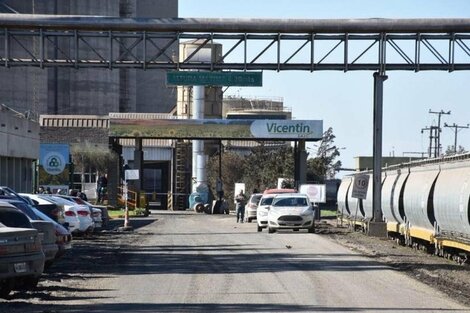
[[32, 207, 72, 261], [20, 193, 66, 225], [0, 198, 59, 267], [0, 203, 45, 298]]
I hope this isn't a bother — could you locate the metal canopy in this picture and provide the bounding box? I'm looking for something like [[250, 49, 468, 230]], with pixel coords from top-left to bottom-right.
[[1, 15, 470, 71]]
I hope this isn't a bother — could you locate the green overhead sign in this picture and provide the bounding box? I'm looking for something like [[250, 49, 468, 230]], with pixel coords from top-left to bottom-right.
[[167, 71, 263, 86]]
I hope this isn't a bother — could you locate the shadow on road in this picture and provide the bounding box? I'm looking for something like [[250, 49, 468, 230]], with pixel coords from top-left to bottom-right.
[[3, 302, 467, 312]]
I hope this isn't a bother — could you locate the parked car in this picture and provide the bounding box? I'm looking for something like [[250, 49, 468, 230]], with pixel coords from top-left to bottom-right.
[[0, 203, 45, 297], [32, 208, 72, 261], [56, 195, 108, 228], [256, 194, 278, 232], [256, 189, 297, 232], [23, 194, 80, 234], [40, 196, 94, 234], [267, 193, 315, 233], [90, 208, 103, 229], [20, 193, 66, 225], [245, 193, 262, 223], [0, 198, 58, 267]]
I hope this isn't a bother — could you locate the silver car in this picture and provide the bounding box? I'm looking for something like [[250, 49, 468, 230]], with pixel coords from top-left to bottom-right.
[[0, 204, 45, 298], [267, 193, 315, 233], [245, 193, 262, 223]]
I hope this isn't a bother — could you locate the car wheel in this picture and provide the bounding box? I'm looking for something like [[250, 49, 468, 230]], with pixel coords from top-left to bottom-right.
[[18, 276, 40, 290], [257, 225, 262, 232], [0, 280, 12, 299], [268, 227, 275, 234], [308, 224, 315, 233], [44, 260, 54, 270], [195, 203, 204, 213], [247, 218, 252, 223]]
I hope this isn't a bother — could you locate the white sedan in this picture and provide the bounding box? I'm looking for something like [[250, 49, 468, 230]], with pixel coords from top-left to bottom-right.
[[256, 194, 277, 232], [267, 193, 315, 233]]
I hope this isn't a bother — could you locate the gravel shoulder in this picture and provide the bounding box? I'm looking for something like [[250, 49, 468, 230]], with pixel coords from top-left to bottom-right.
[[317, 220, 470, 307]]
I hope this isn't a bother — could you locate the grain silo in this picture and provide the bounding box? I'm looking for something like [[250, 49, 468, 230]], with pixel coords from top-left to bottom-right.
[[0, 0, 178, 116]]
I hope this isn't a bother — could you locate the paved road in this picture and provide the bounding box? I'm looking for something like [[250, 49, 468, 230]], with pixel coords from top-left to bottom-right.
[[27, 212, 470, 312]]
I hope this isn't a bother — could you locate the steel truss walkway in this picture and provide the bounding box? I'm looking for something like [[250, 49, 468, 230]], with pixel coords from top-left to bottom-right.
[[0, 15, 470, 71]]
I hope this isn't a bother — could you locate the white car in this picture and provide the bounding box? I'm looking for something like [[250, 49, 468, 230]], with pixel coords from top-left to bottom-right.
[[21, 193, 80, 233], [41, 196, 94, 234], [256, 194, 278, 232], [267, 193, 315, 233], [91, 208, 103, 229]]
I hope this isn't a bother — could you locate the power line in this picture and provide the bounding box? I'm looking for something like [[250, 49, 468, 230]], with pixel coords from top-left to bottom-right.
[[444, 123, 470, 154]]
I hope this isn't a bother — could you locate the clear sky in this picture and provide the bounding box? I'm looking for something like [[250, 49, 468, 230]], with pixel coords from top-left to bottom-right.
[[179, 0, 470, 172]]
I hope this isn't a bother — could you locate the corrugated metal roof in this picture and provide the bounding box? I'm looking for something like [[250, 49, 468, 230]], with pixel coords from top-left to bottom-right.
[[123, 147, 172, 161], [40, 115, 109, 128], [109, 113, 176, 120], [119, 138, 174, 147], [223, 140, 288, 148]]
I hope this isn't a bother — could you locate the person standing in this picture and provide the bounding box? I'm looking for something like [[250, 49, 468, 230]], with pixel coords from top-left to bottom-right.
[[235, 190, 246, 223], [96, 174, 108, 204]]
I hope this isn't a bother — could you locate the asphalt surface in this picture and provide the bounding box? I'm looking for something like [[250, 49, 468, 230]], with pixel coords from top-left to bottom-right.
[[2, 211, 469, 313]]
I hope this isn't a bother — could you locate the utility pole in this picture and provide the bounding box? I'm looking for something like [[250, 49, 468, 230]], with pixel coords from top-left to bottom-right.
[[444, 123, 470, 154], [421, 126, 439, 158], [429, 109, 451, 157]]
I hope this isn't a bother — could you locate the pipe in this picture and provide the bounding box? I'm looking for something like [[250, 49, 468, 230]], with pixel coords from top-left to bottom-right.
[[1, 15, 470, 33], [192, 85, 205, 192]]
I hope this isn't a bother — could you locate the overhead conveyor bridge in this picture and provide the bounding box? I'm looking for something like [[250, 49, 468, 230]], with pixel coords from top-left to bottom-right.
[[0, 15, 470, 71]]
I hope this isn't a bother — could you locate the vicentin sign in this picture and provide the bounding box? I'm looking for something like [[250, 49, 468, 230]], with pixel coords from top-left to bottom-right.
[[250, 120, 323, 139]]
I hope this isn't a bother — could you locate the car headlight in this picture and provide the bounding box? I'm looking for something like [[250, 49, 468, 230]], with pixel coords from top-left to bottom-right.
[[259, 211, 268, 217], [301, 209, 313, 216]]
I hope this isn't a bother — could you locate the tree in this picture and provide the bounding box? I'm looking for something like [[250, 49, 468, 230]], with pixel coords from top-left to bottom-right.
[[444, 145, 466, 156], [243, 145, 294, 192], [206, 151, 245, 206], [71, 143, 118, 186], [307, 127, 342, 182], [206, 145, 294, 205]]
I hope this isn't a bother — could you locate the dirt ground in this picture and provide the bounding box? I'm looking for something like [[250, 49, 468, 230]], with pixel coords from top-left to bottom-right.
[[317, 220, 470, 307], [1, 216, 469, 312]]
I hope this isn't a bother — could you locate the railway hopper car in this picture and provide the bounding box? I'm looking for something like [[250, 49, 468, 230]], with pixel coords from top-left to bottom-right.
[[337, 176, 352, 216], [381, 168, 408, 233], [337, 155, 470, 263]]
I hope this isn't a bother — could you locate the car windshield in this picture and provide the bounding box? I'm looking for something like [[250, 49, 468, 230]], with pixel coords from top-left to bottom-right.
[[8, 201, 40, 220], [32, 207, 55, 223], [250, 195, 262, 204], [0, 209, 32, 228], [259, 197, 274, 206], [40, 195, 76, 206], [272, 197, 308, 207]]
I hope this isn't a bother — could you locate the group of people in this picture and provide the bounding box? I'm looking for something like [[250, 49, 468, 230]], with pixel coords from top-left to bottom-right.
[[36, 173, 107, 204], [37, 185, 89, 201]]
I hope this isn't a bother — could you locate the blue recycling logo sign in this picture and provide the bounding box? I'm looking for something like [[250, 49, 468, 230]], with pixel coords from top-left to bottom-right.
[[40, 144, 69, 175]]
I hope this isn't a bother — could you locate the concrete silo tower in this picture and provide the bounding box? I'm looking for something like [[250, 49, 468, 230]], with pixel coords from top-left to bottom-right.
[[0, 0, 178, 115]]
